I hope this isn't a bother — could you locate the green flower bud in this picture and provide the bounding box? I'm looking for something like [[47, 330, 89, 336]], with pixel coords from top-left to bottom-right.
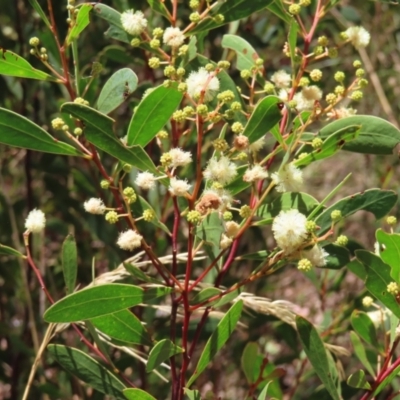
[[105, 211, 118, 224], [298, 258, 312, 272], [331, 209, 342, 221], [187, 210, 201, 223], [239, 205, 252, 218], [100, 180, 110, 189]]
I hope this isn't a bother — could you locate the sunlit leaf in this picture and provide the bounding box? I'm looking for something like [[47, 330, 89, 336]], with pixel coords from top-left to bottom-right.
[[347, 370, 371, 389], [90, 309, 152, 345], [294, 125, 360, 167], [195, 212, 224, 260], [0, 108, 83, 156], [319, 115, 400, 155], [124, 389, 157, 400], [97, 68, 138, 114], [221, 35, 260, 71], [44, 284, 172, 322], [242, 96, 283, 144], [376, 229, 400, 282], [146, 339, 184, 372], [241, 342, 259, 384], [315, 189, 397, 235], [356, 250, 400, 319], [351, 311, 379, 348], [61, 103, 159, 173], [66, 4, 93, 44], [0, 49, 57, 81], [127, 84, 183, 147]]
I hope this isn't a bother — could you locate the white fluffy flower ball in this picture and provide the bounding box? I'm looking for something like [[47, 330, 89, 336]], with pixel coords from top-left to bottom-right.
[[117, 229, 143, 251], [169, 148, 192, 168], [163, 27, 185, 47], [271, 70, 291, 89], [345, 26, 370, 49], [120, 10, 147, 36], [248, 137, 266, 153], [302, 245, 328, 267], [169, 177, 191, 196], [84, 198, 106, 215], [203, 156, 237, 185], [186, 68, 220, 102], [243, 165, 269, 182], [135, 171, 156, 190], [272, 209, 308, 254], [25, 209, 46, 233], [272, 163, 303, 193], [220, 234, 233, 250], [301, 85, 322, 102]]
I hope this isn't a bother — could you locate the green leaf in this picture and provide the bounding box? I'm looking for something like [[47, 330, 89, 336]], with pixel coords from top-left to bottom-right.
[[257, 381, 272, 400], [28, 0, 51, 29], [241, 342, 259, 384], [0, 108, 83, 156], [131, 196, 171, 235], [296, 316, 341, 400], [347, 259, 367, 280], [236, 250, 269, 261], [221, 35, 260, 71], [288, 20, 298, 67], [347, 370, 371, 390], [356, 250, 400, 319], [266, 2, 292, 23], [0, 244, 23, 257], [123, 263, 162, 284], [184, 388, 202, 400], [350, 331, 375, 376], [190, 0, 275, 34], [351, 311, 379, 347], [127, 84, 183, 147], [242, 96, 283, 144], [90, 309, 152, 345], [93, 4, 130, 44], [213, 288, 242, 308], [62, 234, 77, 294], [319, 115, 400, 155], [196, 212, 225, 260], [322, 244, 351, 269], [123, 389, 157, 400], [44, 284, 172, 322], [294, 125, 360, 167], [192, 288, 222, 307], [0, 49, 57, 81], [187, 300, 243, 386], [372, 363, 400, 397], [97, 68, 138, 114], [66, 4, 93, 45], [147, 0, 170, 18], [146, 339, 184, 372], [256, 192, 319, 225], [61, 103, 158, 173], [390, 313, 399, 348], [47, 344, 126, 399], [315, 189, 397, 235], [376, 229, 400, 282]]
